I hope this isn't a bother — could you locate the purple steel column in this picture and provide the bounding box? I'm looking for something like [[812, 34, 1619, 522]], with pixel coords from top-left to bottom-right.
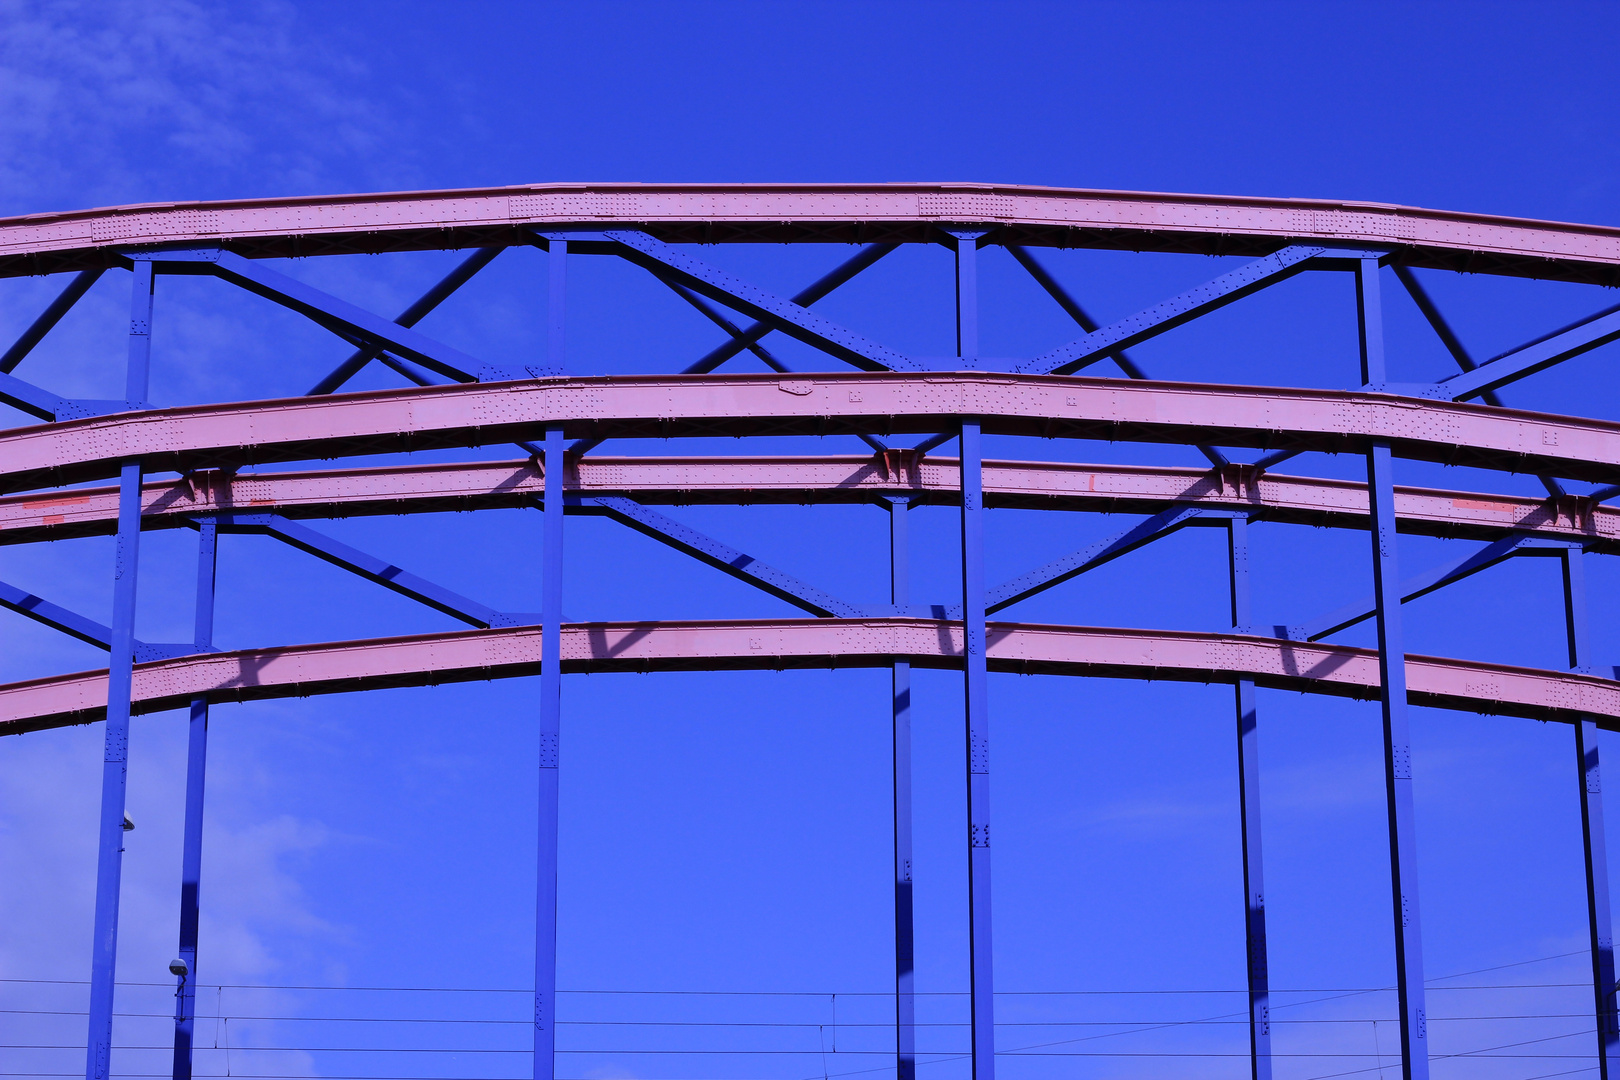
[[1564, 547, 1619, 1075], [1227, 516, 1272, 1080], [952, 227, 995, 1080], [1360, 258, 1430, 1079], [86, 260, 154, 1080], [171, 519, 217, 1080], [888, 496, 916, 1080], [534, 238, 565, 1080]]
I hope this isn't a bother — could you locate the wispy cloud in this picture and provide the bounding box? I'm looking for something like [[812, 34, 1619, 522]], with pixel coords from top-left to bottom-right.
[[0, 0, 410, 214]]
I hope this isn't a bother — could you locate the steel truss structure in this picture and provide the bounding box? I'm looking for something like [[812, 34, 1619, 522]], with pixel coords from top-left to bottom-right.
[[5, 182, 1620, 1080]]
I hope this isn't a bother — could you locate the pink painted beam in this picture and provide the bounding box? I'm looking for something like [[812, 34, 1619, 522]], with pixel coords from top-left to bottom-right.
[[2, 619, 1615, 736], [0, 455, 1609, 550], [3, 182, 1619, 283], [6, 373, 1620, 494]]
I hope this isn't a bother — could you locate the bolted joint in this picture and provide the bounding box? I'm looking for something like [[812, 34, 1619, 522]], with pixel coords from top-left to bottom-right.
[[879, 447, 919, 484], [1218, 462, 1261, 497], [1552, 493, 1596, 531]]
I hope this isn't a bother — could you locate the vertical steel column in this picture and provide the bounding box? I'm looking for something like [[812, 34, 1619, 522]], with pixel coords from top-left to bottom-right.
[[86, 259, 154, 1080], [888, 496, 916, 1080], [534, 239, 566, 1080], [1564, 547, 1619, 1075], [953, 228, 995, 1080], [1360, 258, 1430, 1080], [171, 519, 218, 1080], [1227, 516, 1272, 1080]]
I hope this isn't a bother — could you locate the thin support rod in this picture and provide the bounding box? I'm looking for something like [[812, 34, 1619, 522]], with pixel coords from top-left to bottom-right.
[[1566, 548, 1619, 1076], [172, 519, 217, 1080], [548, 240, 566, 373], [535, 427, 563, 1080], [534, 237, 566, 1080], [86, 261, 153, 1080], [954, 233, 995, 1080], [1362, 257, 1430, 1080], [961, 421, 995, 1080], [953, 233, 982, 362], [1227, 516, 1272, 1080], [888, 496, 915, 1080]]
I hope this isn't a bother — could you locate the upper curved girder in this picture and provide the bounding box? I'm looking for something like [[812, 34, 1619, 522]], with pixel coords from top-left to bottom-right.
[[5, 182, 1620, 284], [0, 455, 1608, 550], [2, 618, 1614, 737], [6, 373, 1620, 495]]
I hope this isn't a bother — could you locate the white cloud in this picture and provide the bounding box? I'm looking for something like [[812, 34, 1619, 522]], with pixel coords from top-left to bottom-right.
[[0, 0, 408, 214], [0, 714, 339, 1078]]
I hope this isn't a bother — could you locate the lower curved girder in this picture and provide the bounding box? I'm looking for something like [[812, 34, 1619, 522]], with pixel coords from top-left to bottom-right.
[[2, 618, 1615, 736], [0, 455, 1609, 549], [7, 373, 1620, 495]]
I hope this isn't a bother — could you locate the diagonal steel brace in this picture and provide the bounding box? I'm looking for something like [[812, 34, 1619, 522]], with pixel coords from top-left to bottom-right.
[[939, 504, 1219, 618], [1008, 244, 1229, 468], [1, 269, 105, 374], [1023, 245, 1326, 375], [574, 495, 863, 618], [149, 248, 555, 386], [589, 230, 922, 372], [0, 578, 199, 661], [212, 513, 525, 628], [307, 247, 504, 394], [1280, 532, 1563, 641]]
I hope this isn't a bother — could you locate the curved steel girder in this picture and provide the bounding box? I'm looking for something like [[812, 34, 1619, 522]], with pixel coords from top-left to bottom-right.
[[5, 183, 1620, 284], [2, 618, 1615, 737], [0, 456, 1608, 550], [6, 372, 1620, 495]]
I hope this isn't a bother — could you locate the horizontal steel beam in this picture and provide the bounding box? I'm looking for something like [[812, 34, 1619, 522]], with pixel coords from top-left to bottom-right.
[[7, 184, 1620, 284], [3, 618, 1617, 737], [8, 373, 1620, 494], [1, 457, 1610, 551]]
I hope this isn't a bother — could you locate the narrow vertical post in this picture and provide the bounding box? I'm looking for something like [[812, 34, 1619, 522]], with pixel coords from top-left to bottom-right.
[[951, 227, 995, 1080], [1361, 257, 1430, 1080], [1565, 547, 1619, 1076], [1356, 256, 1385, 387], [1227, 516, 1272, 1080], [548, 238, 567, 370], [947, 227, 989, 366], [172, 519, 218, 1080], [534, 238, 566, 1080], [960, 421, 994, 1080], [86, 259, 154, 1080], [888, 496, 916, 1080]]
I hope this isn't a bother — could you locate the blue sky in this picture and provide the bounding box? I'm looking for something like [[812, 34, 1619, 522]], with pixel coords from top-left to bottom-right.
[[3, 2, 1620, 1079]]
